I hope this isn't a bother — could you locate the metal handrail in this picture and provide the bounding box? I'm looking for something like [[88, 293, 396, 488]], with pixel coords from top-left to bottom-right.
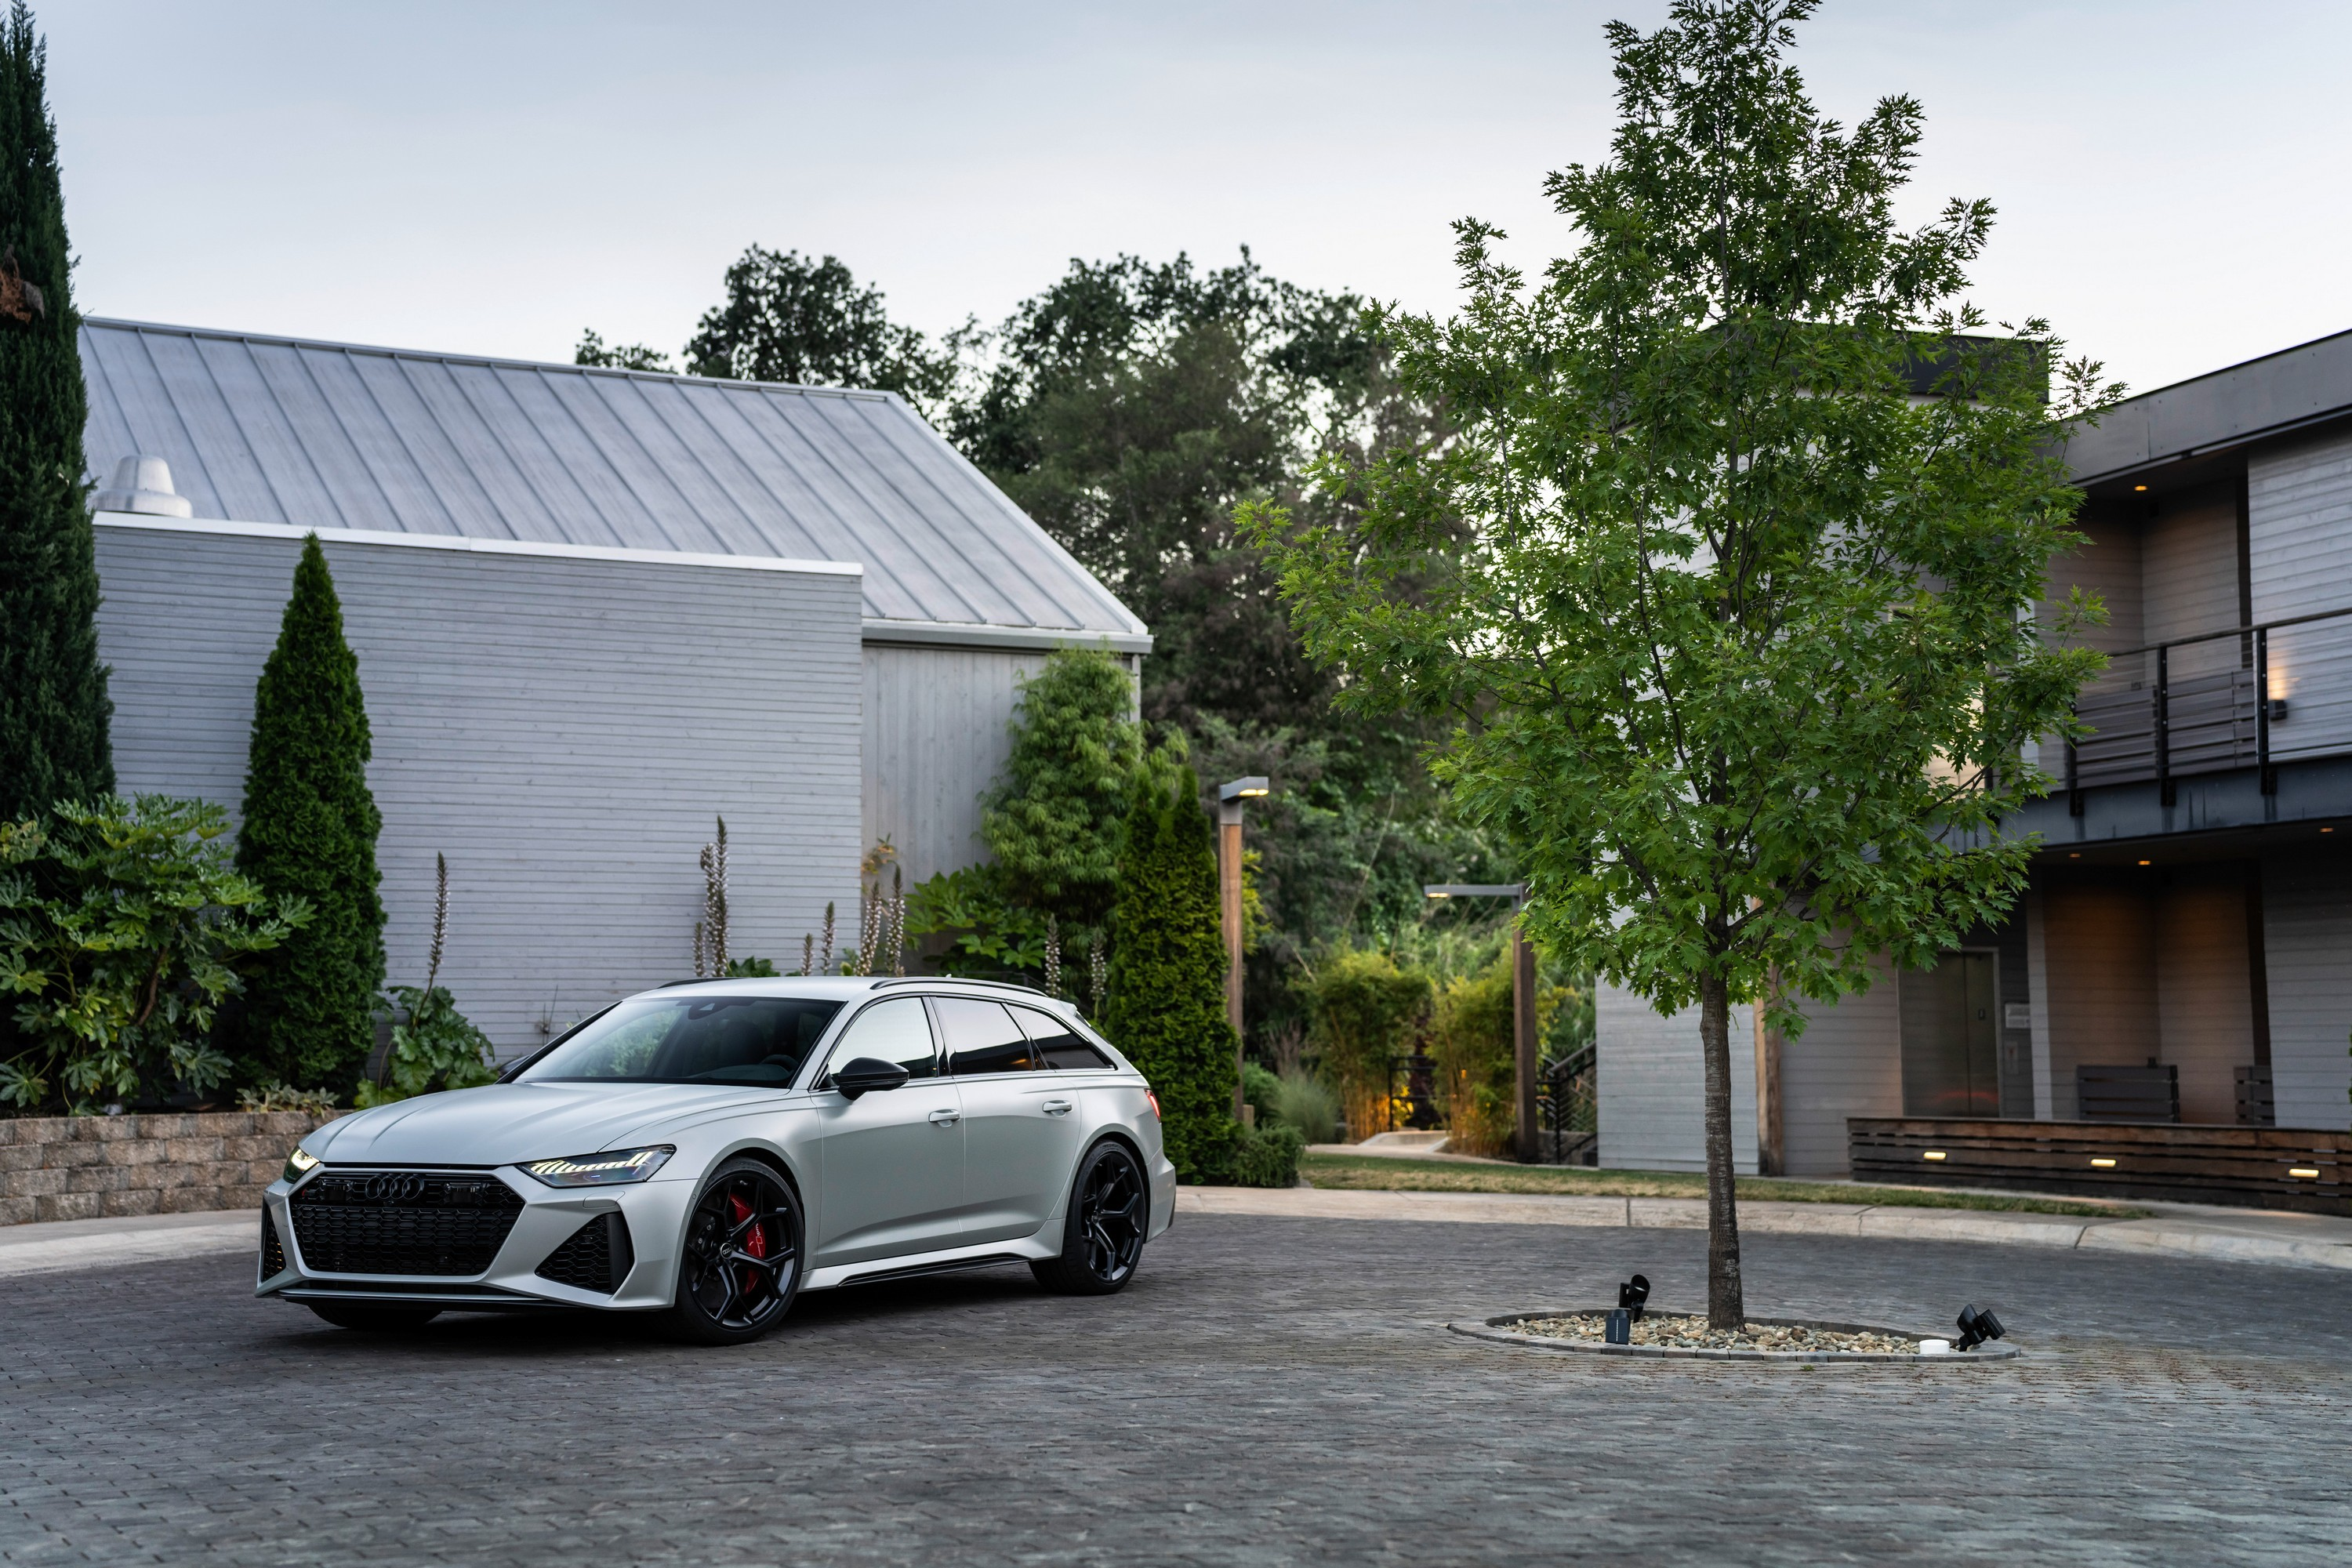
[[2065, 602, 2352, 807]]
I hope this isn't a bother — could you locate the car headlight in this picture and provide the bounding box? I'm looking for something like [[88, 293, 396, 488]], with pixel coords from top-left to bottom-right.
[[521, 1145, 674, 1187], [282, 1147, 320, 1184]]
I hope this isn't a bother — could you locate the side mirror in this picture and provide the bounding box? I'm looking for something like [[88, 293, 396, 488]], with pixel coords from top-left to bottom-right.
[[832, 1057, 912, 1101]]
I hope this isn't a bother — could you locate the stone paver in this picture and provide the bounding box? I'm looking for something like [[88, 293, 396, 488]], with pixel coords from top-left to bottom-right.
[[5, 1213, 2350, 1564]]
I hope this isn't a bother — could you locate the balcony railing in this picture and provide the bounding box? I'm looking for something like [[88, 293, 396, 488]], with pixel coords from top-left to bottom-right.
[[2065, 604, 2352, 809]]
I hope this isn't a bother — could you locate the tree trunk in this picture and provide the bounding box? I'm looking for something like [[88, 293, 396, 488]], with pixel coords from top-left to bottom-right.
[[1698, 967, 1745, 1328]]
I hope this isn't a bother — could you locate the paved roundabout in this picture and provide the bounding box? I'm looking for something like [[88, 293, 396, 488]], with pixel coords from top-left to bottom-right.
[[4, 1213, 2350, 1565]]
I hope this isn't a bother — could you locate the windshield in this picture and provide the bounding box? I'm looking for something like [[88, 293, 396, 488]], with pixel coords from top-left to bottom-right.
[[517, 995, 844, 1087]]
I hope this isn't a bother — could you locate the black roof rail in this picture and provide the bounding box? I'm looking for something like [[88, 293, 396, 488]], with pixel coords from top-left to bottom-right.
[[866, 976, 1050, 998]]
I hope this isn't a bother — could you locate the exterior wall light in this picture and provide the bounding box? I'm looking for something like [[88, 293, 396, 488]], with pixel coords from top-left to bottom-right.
[[1922, 1150, 1947, 1161], [2288, 1167, 2321, 1180], [2090, 1156, 2118, 1169]]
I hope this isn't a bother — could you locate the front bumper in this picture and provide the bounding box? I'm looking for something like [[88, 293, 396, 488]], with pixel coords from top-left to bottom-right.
[[259, 1164, 697, 1312]]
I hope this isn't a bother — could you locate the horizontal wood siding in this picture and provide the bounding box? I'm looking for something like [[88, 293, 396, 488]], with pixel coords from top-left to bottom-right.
[[95, 524, 865, 1057], [862, 643, 1047, 888], [1778, 956, 1901, 1178], [1849, 1117, 2349, 1214], [1595, 982, 1757, 1173], [2249, 430, 2352, 760], [2037, 505, 2144, 775], [2260, 841, 2352, 1130]]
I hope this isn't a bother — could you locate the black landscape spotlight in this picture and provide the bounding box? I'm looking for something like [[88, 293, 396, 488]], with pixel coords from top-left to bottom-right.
[[1953, 1305, 2006, 1352], [1605, 1274, 1650, 1344]]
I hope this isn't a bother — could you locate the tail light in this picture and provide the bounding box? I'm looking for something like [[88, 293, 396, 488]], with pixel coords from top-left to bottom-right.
[[1144, 1087, 1162, 1120]]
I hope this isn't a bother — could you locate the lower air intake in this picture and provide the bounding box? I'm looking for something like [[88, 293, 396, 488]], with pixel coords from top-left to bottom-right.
[[260, 1209, 285, 1277], [535, 1212, 635, 1294]]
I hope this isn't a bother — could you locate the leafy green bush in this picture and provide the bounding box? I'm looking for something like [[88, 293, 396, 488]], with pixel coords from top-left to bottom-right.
[[353, 984, 497, 1108], [1241, 1061, 1281, 1123], [724, 956, 779, 978], [1101, 766, 1236, 1181], [1429, 962, 1516, 1156], [1229, 1121, 1306, 1188], [0, 797, 310, 1109], [905, 862, 1051, 979], [1301, 946, 1430, 1141], [1270, 1067, 1341, 1145], [237, 1081, 339, 1117]]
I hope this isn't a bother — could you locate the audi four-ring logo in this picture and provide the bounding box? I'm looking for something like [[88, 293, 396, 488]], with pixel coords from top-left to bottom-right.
[[362, 1173, 427, 1202]]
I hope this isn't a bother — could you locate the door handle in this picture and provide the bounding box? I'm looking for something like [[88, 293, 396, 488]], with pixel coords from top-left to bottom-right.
[[1040, 1098, 1073, 1116], [928, 1108, 961, 1127]]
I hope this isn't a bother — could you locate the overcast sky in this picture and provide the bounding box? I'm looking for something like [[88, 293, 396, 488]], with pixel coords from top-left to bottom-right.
[[42, 1, 2352, 396]]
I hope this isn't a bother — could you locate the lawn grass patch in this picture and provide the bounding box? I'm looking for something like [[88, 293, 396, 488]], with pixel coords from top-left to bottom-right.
[[1298, 1152, 2144, 1218]]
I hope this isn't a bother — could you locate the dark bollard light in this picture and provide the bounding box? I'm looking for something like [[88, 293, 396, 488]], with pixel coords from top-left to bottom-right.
[[1953, 1305, 2006, 1352], [1618, 1274, 1650, 1323]]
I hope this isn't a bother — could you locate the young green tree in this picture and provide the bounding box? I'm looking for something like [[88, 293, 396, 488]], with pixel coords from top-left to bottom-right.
[[1247, 0, 2115, 1325], [980, 647, 1149, 936], [230, 535, 387, 1091], [1101, 766, 1236, 1181], [0, 1, 111, 824]]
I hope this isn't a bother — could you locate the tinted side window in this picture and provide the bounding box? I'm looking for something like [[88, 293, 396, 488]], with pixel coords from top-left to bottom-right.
[[1011, 1004, 1112, 1070], [822, 997, 938, 1083], [935, 998, 1040, 1076]]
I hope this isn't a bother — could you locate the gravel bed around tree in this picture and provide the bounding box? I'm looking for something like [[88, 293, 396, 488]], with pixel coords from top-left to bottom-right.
[[1453, 1310, 2021, 1362]]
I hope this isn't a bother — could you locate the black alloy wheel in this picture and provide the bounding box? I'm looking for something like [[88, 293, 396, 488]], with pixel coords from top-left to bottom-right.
[[306, 1304, 443, 1332], [1033, 1141, 1147, 1295], [661, 1158, 804, 1345]]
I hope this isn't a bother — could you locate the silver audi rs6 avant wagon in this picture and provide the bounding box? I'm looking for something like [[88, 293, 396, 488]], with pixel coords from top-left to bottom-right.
[[258, 978, 1178, 1344]]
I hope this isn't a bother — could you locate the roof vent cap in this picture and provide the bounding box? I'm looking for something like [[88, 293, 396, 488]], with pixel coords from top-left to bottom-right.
[[93, 455, 193, 517]]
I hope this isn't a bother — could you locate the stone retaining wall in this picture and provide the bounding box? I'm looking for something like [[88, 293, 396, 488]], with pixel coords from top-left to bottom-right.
[[0, 1112, 336, 1226]]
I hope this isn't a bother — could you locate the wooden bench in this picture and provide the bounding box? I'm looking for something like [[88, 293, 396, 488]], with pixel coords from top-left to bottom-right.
[[1847, 1116, 2350, 1215]]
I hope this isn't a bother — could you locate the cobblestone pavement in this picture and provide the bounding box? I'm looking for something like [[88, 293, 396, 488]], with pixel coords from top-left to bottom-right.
[[5, 1216, 2350, 1566]]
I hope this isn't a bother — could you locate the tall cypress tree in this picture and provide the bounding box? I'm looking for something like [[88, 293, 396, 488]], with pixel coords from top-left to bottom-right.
[[231, 535, 385, 1090], [1102, 767, 1236, 1181], [0, 1, 111, 822]]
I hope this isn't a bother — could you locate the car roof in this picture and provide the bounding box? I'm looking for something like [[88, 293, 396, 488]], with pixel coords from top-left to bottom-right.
[[623, 975, 1065, 1007]]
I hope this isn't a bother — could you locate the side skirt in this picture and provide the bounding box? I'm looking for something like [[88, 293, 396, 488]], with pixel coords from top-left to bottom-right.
[[804, 1232, 1058, 1293]]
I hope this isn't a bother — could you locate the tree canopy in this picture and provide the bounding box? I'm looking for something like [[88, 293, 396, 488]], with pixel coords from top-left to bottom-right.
[[1247, 0, 2118, 1324]]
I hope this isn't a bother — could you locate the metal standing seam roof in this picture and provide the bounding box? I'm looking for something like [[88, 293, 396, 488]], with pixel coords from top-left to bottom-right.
[[77, 318, 1149, 649]]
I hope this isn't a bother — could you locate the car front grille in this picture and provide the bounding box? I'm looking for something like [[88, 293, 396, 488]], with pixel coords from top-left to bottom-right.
[[261, 1209, 286, 1276], [289, 1171, 525, 1276], [535, 1212, 634, 1294]]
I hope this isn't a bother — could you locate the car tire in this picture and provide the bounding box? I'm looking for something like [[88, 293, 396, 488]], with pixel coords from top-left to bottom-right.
[[306, 1304, 442, 1332], [1032, 1139, 1148, 1295], [658, 1157, 804, 1346]]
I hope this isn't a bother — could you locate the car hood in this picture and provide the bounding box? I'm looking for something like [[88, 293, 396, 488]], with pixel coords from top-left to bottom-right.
[[306, 1082, 782, 1168]]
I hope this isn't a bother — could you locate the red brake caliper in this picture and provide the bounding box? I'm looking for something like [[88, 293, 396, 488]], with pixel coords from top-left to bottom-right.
[[729, 1192, 766, 1296]]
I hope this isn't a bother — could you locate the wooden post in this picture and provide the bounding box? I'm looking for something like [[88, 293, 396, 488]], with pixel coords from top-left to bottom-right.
[[1218, 800, 1246, 1122], [1512, 924, 1538, 1162]]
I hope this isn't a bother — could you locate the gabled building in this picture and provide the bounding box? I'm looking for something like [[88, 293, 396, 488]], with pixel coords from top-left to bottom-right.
[[78, 318, 1148, 1055], [1597, 330, 2352, 1178]]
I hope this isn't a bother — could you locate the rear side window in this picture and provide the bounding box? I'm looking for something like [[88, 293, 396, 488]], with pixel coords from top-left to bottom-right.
[[1011, 1004, 1112, 1070], [821, 997, 939, 1083], [935, 998, 1041, 1076]]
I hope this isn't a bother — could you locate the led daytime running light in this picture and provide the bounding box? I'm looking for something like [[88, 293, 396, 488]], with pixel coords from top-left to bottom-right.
[[281, 1147, 321, 1184], [521, 1145, 674, 1186]]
